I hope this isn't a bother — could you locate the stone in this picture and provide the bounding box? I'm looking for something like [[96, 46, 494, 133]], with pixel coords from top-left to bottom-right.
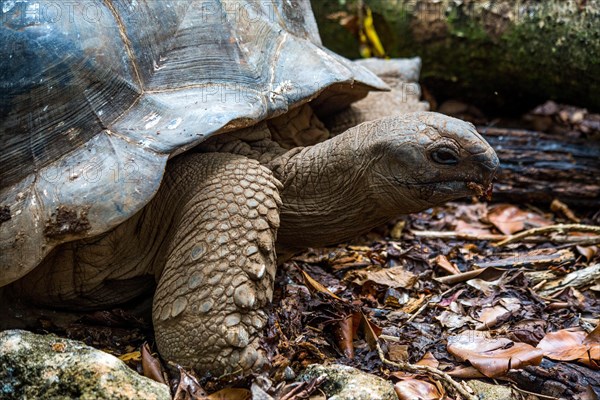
[[0, 330, 170, 400], [298, 364, 398, 400]]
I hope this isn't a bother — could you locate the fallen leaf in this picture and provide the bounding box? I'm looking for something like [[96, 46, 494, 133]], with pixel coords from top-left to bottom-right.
[[551, 199, 580, 223], [438, 290, 464, 307], [334, 314, 354, 359], [577, 245, 598, 261], [537, 327, 600, 368], [384, 288, 410, 308], [435, 310, 476, 329], [141, 342, 166, 385], [360, 311, 381, 350], [507, 319, 547, 346], [447, 365, 487, 379], [173, 366, 207, 400], [466, 278, 500, 296], [447, 331, 543, 378], [454, 219, 493, 236], [388, 343, 409, 362], [416, 352, 440, 368], [486, 204, 551, 235], [394, 378, 444, 400], [431, 254, 460, 275], [434, 267, 505, 285], [299, 268, 343, 301], [346, 266, 417, 289], [401, 293, 428, 314], [583, 324, 600, 345], [475, 298, 521, 330]]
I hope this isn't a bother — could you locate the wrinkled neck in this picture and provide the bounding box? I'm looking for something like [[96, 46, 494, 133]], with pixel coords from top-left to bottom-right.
[[270, 129, 390, 253]]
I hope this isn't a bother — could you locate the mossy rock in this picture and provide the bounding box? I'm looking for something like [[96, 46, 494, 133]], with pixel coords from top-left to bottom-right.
[[0, 330, 170, 400]]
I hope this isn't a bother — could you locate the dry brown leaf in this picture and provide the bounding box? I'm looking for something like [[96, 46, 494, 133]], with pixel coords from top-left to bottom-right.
[[360, 311, 381, 350], [447, 331, 543, 377], [141, 342, 166, 385], [466, 278, 499, 297], [388, 343, 409, 362], [401, 293, 428, 314], [476, 298, 521, 330], [487, 204, 551, 235], [584, 324, 600, 345], [537, 327, 600, 368], [432, 254, 461, 275], [447, 365, 487, 379], [577, 245, 598, 261], [507, 319, 548, 346], [173, 366, 207, 400], [394, 378, 444, 400], [435, 310, 476, 329], [454, 220, 493, 236], [551, 199, 580, 223], [299, 269, 343, 301], [346, 266, 417, 289], [391, 352, 445, 399], [206, 388, 252, 400], [434, 267, 505, 285], [416, 352, 440, 368], [334, 314, 355, 359]]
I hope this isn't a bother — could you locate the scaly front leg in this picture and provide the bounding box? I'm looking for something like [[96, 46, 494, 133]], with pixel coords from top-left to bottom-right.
[[152, 153, 281, 374]]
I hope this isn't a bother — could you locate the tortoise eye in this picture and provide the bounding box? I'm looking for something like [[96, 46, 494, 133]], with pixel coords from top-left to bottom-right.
[[431, 148, 459, 165]]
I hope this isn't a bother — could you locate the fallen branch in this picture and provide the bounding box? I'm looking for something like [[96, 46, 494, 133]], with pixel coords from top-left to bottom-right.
[[536, 263, 600, 297], [411, 231, 504, 241], [411, 230, 600, 246], [496, 224, 600, 246], [473, 249, 575, 269], [376, 342, 478, 400]]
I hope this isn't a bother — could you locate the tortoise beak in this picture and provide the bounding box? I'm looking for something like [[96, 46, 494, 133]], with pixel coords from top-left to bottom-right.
[[466, 146, 499, 199]]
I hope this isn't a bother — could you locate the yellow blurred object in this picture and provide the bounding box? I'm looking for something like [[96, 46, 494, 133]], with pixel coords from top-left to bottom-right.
[[361, 6, 386, 58], [118, 350, 142, 362]]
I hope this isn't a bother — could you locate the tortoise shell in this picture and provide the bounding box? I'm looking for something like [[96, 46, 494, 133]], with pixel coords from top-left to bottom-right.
[[0, 0, 385, 286]]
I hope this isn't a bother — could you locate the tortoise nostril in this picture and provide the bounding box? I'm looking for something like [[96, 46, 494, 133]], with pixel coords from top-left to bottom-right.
[[431, 149, 459, 165]]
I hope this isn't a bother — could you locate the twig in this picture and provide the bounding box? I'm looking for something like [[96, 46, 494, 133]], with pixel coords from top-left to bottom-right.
[[411, 231, 504, 241], [411, 230, 600, 245], [376, 342, 477, 400], [496, 224, 600, 246], [509, 383, 560, 400], [405, 302, 428, 324]]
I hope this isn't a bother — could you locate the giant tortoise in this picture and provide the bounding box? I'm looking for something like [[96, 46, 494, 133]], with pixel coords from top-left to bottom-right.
[[0, 0, 499, 374]]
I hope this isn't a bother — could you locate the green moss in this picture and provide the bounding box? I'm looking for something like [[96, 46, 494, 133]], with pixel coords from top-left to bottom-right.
[[312, 0, 600, 112]]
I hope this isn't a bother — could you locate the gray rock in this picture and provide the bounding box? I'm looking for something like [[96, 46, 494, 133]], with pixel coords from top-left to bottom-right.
[[298, 364, 398, 400], [0, 330, 170, 400]]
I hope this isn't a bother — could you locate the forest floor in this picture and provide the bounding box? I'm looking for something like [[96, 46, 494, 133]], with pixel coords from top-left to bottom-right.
[[33, 102, 600, 400]]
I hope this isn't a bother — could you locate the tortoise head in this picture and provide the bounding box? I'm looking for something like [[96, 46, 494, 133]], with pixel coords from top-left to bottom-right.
[[365, 112, 499, 213]]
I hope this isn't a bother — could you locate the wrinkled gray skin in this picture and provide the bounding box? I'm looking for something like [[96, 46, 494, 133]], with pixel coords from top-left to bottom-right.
[[8, 107, 498, 374]]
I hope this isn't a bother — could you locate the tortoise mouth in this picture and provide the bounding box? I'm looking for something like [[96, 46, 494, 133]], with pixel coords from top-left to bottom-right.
[[393, 177, 494, 202], [466, 181, 494, 200]]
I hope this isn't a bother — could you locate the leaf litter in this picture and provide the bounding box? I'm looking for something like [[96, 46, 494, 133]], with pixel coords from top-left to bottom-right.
[[27, 103, 600, 399]]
